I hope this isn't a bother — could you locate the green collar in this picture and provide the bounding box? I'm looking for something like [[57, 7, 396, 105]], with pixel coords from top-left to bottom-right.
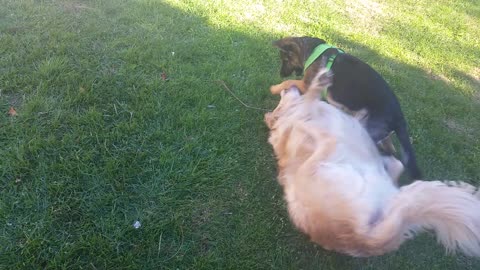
[[303, 44, 344, 100], [304, 44, 344, 71]]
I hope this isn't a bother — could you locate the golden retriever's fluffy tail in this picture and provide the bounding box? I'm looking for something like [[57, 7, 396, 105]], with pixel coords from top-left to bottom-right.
[[304, 62, 333, 102], [359, 181, 480, 257]]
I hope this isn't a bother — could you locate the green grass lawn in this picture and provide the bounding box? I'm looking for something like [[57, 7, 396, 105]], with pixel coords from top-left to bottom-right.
[[1, 0, 479, 269]]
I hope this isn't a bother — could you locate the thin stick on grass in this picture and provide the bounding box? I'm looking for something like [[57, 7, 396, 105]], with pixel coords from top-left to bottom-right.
[[157, 232, 163, 257], [215, 80, 270, 111], [162, 225, 184, 262]]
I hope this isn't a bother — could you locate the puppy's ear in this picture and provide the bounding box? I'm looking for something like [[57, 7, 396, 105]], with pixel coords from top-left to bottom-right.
[[301, 36, 326, 46], [299, 37, 326, 54], [272, 38, 299, 55], [272, 39, 283, 48], [272, 39, 289, 53]]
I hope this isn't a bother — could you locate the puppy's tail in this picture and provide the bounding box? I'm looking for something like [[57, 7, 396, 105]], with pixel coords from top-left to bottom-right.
[[356, 181, 480, 257], [304, 57, 333, 102]]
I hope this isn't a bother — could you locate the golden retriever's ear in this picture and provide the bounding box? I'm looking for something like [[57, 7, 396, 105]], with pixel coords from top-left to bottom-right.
[[264, 112, 275, 129]]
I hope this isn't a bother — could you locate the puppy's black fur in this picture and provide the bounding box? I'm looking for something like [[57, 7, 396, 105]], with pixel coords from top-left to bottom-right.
[[272, 36, 422, 180]]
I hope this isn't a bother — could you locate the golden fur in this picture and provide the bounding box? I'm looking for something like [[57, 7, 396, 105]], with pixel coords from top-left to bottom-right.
[[265, 69, 480, 257]]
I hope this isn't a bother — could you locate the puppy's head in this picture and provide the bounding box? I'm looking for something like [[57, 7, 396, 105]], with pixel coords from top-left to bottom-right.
[[273, 36, 326, 77]]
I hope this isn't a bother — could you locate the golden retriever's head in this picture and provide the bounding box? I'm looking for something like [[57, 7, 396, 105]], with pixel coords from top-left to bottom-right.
[[264, 86, 306, 174], [264, 86, 303, 130], [265, 67, 332, 131]]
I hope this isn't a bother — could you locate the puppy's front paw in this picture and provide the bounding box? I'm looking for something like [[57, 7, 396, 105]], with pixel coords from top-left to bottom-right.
[[270, 84, 283, 94]]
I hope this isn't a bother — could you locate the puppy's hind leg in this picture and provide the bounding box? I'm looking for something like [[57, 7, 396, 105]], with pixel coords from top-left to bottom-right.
[[352, 108, 369, 127], [378, 132, 396, 155]]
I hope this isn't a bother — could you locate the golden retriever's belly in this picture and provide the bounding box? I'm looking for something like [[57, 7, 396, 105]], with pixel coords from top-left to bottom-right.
[[283, 163, 398, 252]]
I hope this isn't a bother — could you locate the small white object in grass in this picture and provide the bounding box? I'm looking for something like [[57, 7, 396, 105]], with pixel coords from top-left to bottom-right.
[[207, 105, 215, 108], [171, 51, 175, 56], [133, 220, 141, 229]]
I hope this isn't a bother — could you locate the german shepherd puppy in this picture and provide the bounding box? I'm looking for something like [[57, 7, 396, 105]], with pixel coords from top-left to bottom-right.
[[270, 36, 422, 180]]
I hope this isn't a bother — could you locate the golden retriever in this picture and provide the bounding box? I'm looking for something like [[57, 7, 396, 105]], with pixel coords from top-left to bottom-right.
[[264, 68, 480, 257]]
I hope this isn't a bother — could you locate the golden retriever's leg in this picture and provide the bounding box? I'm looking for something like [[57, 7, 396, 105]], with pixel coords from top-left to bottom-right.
[[295, 123, 336, 174], [270, 80, 306, 95]]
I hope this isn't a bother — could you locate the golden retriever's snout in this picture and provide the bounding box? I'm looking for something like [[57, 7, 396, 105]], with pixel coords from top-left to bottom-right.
[[280, 86, 300, 97]]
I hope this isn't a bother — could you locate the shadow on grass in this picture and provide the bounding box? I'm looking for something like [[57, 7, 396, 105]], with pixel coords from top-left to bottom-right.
[[0, 0, 479, 269]]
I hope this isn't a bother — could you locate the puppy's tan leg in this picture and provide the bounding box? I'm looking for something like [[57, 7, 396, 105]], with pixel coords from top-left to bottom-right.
[[377, 132, 396, 154], [270, 80, 306, 94], [352, 108, 369, 126]]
